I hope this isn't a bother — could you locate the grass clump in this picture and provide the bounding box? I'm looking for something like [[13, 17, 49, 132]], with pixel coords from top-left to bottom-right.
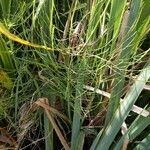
[[0, 0, 150, 149]]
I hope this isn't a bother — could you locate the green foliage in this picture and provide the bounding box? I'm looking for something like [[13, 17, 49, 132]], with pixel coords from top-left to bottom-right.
[[0, 0, 149, 149]]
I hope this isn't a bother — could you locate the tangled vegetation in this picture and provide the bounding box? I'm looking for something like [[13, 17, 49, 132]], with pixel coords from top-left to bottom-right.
[[0, 0, 150, 149]]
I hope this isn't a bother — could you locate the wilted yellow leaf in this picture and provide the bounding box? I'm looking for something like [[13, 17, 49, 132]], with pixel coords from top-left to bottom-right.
[[0, 70, 13, 89], [0, 23, 54, 51]]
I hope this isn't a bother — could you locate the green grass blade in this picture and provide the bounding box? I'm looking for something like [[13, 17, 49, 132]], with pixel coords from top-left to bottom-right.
[[71, 61, 85, 150], [132, 0, 150, 54], [128, 115, 150, 141], [105, 0, 143, 125], [32, 0, 55, 46], [108, 0, 127, 49], [86, 0, 110, 43], [90, 62, 150, 150], [110, 0, 127, 37], [133, 133, 150, 150], [76, 131, 85, 150], [114, 109, 150, 150], [0, 35, 14, 70], [44, 113, 53, 150], [0, 0, 11, 19]]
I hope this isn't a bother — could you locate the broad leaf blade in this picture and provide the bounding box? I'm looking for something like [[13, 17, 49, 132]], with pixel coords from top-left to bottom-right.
[[90, 62, 150, 150]]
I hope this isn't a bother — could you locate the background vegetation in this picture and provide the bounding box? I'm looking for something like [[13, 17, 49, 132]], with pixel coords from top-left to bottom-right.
[[0, 0, 150, 149]]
